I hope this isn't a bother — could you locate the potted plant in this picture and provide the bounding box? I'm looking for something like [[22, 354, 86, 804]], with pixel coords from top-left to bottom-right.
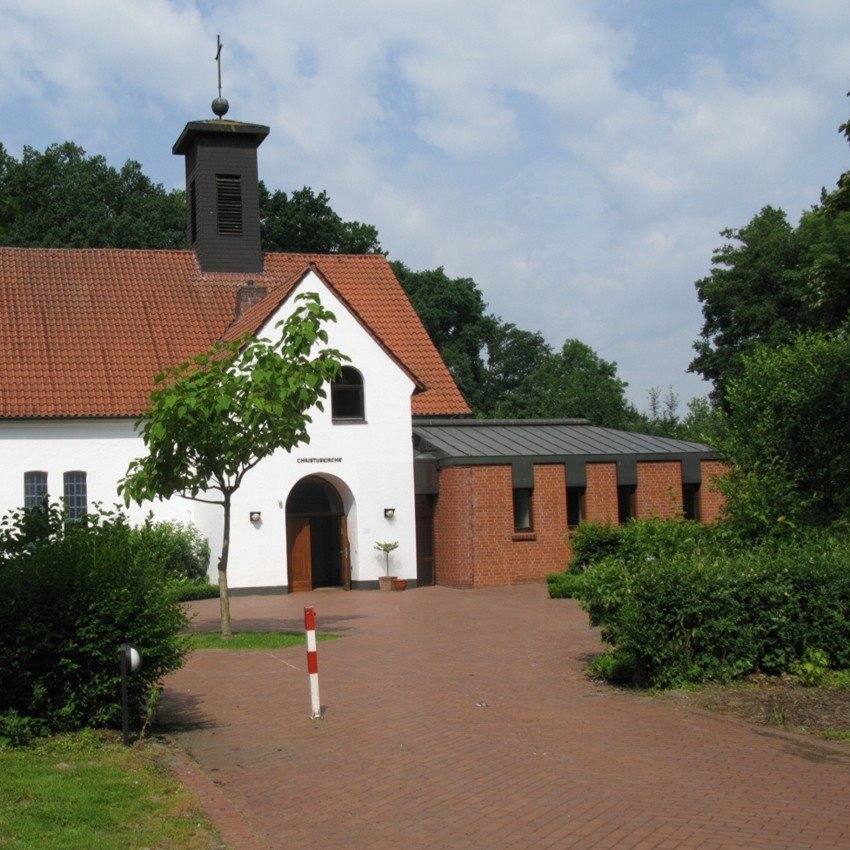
[[374, 540, 398, 591]]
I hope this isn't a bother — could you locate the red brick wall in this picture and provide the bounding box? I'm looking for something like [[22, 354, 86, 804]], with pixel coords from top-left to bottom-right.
[[699, 460, 728, 523], [636, 461, 683, 519], [584, 463, 618, 523], [433, 464, 570, 588]]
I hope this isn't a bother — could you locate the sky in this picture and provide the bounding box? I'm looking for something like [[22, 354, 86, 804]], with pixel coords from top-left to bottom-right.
[[2, 0, 850, 410]]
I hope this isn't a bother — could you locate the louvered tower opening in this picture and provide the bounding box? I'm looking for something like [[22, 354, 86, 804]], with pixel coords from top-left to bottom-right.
[[216, 174, 243, 235]]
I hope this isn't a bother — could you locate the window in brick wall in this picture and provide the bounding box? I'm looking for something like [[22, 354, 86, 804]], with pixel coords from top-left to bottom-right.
[[567, 486, 585, 528], [63, 471, 88, 521], [682, 483, 700, 521], [617, 485, 635, 524], [24, 471, 48, 509], [513, 488, 533, 532]]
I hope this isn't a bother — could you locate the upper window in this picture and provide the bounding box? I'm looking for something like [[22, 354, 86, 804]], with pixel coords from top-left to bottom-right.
[[24, 471, 48, 509], [331, 366, 365, 421], [63, 471, 88, 521], [216, 174, 243, 235], [513, 488, 533, 532], [682, 483, 700, 521]]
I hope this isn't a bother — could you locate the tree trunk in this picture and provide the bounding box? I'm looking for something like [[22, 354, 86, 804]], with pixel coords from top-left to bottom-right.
[[218, 492, 233, 637]]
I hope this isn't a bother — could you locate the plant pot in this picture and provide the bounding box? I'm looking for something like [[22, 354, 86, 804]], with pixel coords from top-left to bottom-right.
[[391, 578, 407, 592], [378, 575, 395, 592]]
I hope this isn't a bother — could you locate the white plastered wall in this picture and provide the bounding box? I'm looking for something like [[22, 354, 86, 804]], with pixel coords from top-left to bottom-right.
[[218, 271, 417, 589], [0, 270, 419, 591]]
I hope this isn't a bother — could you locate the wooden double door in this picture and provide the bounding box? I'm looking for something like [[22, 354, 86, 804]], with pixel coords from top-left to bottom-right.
[[286, 477, 351, 592]]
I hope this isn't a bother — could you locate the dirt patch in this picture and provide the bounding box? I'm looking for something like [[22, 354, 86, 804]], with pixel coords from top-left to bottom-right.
[[656, 674, 850, 740]]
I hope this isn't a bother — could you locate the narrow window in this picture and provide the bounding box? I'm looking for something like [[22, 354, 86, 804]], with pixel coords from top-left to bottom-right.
[[331, 366, 365, 421], [513, 488, 533, 532], [617, 485, 635, 525], [216, 174, 243, 235], [24, 471, 48, 509], [682, 483, 700, 521], [189, 179, 197, 243], [567, 486, 585, 528], [63, 471, 87, 521]]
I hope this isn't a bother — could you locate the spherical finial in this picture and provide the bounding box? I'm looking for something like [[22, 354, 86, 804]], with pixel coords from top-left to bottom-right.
[[212, 96, 229, 118]]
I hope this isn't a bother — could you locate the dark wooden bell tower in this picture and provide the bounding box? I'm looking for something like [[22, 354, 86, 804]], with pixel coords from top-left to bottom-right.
[[173, 119, 270, 273]]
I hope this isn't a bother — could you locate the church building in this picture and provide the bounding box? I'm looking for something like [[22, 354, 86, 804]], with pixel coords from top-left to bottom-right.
[[0, 109, 723, 591]]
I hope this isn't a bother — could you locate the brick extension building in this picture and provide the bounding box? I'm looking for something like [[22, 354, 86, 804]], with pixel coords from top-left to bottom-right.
[[0, 106, 723, 591]]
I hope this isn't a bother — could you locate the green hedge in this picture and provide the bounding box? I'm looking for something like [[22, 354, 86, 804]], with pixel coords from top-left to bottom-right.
[[546, 571, 585, 598], [575, 522, 850, 687], [0, 504, 188, 743]]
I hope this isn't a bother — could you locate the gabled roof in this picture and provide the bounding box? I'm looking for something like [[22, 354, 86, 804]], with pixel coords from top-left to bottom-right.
[[0, 248, 470, 419]]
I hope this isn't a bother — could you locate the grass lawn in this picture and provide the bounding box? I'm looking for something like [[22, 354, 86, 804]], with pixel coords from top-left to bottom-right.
[[187, 631, 340, 650], [0, 731, 225, 850]]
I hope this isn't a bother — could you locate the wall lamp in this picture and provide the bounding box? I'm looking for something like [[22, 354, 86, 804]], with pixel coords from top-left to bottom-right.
[[384, 507, 395, 519], [249, 511, 262, 523]]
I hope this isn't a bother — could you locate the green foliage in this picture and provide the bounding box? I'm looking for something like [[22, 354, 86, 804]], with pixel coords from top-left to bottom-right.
[[719, 331, 850, 528], [260, 184, 381, 253], [120, 292, 346, 636], [546, 571, 586, 598], [795, 648, 830, 688], [0, 505, 188, 742], [132, 518, 210, 583], [588, 650, 637, 685], [0, 142, 185, 249], [168, 581, 220, 602], [574, 522, 850, 688]]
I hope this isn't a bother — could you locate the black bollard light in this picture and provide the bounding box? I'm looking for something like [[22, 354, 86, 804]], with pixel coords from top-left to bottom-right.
[[119, 643, 142, 745]]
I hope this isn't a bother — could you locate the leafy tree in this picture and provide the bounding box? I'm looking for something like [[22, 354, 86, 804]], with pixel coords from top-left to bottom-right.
[[391, 261, 490, 406], [495, 339, 636, 428], [718, 331, 850, 531], [479, 321, 552, 416], [0, 142, 185, 248], [260, 184, 381, 253], [120, 293, 346, 636], [690, 206, 811, 405]]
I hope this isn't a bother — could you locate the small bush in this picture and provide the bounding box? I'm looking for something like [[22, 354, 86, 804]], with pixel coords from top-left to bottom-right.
[[796, 649, 830, 687], [588, 649, 637, 686], [169, 580, 220, 602], [0, 504, 188, 743], [568, 523, 622, 573], [133, 518, 210, 582], [547, 571, 586, 598]]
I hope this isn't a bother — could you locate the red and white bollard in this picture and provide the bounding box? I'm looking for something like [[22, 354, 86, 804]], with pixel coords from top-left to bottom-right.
[[304, 606, 322, 719]]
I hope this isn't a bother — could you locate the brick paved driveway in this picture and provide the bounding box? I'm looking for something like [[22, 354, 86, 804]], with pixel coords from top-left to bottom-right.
[[158, 585, 850, 849]]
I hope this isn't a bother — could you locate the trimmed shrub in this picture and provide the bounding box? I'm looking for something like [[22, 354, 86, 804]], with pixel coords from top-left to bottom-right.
[[169, 580, 220, 602], [132, 518, 210, 582], [0, 504, 188, 742], [577, 524, 850, 688], [547, 571, 585, 598]]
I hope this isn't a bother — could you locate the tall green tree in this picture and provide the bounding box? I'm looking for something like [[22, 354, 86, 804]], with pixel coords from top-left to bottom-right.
[[0, 142, 185, 248], [391, 261, 490, 406], [690, 206, 811, 404], [119, 293, 345, 636], [717, 331, 850, 533], [495, 338, 636, 428], [260, 185, 381, 253]]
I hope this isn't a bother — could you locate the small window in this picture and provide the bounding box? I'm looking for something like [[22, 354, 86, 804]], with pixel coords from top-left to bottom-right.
[[63, 471, 87, 521], [513, 488, 533, 532], [682, 483, 700, 521], [567, 486, 585, 528], [216, 174, 243, 235], [24, 471, 48, 509], [617, 485, 635, 525], [331, 366, 365, 421]]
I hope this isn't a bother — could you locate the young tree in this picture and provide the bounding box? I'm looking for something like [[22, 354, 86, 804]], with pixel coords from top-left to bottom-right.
[[119, 293, 346, 636]]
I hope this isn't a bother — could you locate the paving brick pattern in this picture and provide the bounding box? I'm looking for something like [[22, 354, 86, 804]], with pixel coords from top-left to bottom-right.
[[159, 585, 850, 849]]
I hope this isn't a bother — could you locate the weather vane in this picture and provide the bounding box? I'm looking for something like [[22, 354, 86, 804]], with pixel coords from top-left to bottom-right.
[[212, 34, 229, 118]]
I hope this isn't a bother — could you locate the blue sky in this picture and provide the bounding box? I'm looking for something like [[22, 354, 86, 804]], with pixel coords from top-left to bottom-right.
[[2, 0, 849, 409]]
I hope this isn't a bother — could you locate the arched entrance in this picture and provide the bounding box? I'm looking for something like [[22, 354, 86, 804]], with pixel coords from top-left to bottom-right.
[[286, 476, 351, 592]]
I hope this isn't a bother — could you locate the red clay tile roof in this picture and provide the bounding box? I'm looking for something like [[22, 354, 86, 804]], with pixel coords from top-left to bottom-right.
[[0, 248, 470, 419]]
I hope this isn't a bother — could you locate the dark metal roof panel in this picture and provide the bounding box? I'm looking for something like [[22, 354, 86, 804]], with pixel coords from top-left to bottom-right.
[[411, 419, 717, 461]]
